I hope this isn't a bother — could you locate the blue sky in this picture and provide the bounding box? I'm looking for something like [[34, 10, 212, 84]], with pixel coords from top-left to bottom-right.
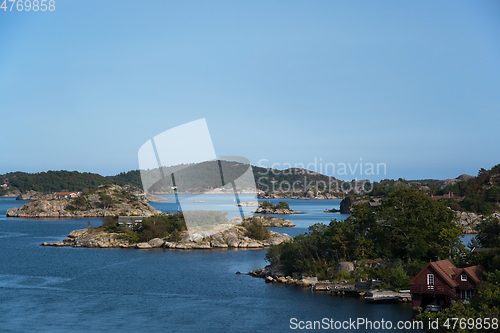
[[1, 0, 499, 181]]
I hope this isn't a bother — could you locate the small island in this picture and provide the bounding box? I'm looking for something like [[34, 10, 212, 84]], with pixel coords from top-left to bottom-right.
[[41, 214, 293, 249], [252, 201, 302, 215]]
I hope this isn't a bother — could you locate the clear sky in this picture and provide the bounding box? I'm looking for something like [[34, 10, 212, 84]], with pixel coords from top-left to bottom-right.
[[1, 0, 499, 181]]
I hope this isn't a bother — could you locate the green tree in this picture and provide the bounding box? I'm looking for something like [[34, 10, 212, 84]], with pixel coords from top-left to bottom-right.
[[244, 218, 270, 240], [346, 203, 377, 258], [376, 188, 458, 262], [276, 201, 291, 210], [141, 218, 168, 241], [439, 227, 464, 260], [487, 186, 500, 203], [100, 193, 114, 209], [476, 216, 500, 248], [386, 266, 410, 288], [72, 196, 87, 210]]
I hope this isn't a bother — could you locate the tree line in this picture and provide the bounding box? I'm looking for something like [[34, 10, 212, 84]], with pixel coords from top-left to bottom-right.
[[265, 188, 463, 281]]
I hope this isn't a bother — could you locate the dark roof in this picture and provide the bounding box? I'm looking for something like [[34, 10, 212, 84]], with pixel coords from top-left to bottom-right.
[[430, 260, 459, 288], [457, 266, 483, 284], [408, 259, 484, 288]]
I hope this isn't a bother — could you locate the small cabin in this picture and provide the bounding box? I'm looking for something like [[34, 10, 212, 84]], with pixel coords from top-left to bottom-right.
[[408, 259, 483, 311], [54, 191, 81, 199]]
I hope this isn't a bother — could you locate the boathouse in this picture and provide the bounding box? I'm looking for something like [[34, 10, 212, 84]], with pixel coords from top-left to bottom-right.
[[408, 259, 483, 311]]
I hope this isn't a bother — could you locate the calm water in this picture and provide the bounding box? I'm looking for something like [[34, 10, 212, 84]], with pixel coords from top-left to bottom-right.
[[0, 196, 418, 332], [151, 194, 351, 237]]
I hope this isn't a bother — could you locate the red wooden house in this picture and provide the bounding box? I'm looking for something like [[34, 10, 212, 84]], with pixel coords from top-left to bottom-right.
[[408, 259, 483, 311]]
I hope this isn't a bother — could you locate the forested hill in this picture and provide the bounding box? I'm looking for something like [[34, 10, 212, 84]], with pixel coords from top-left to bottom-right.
[[438, 164, 500, 215], [0, 163, 339, 195], [347, 164, 500, 215], [0, 170, 142, 194], [1, 163, 499, 213]]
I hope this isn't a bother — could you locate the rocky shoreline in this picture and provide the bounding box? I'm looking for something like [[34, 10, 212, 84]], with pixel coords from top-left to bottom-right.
[[252, 207, 302, 215], [323, 208, 341, 213], [253, 215, 295, 227], [6, 185, 160, 218], [41, 222, 292, 250], [248, 267, 411, 302], [257, 191, 339, 200], [142, 194, 168, 202]]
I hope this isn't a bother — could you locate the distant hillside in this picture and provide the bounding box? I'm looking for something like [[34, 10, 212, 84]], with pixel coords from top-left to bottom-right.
[[0, 170, 143, 196], [345, 164, 500, 215], [0, 162, 341, 195], [138, 162, 342, 194], [2, 163, 499, 215], [369, 178, 434, 196], [436, 164, 500, 214]]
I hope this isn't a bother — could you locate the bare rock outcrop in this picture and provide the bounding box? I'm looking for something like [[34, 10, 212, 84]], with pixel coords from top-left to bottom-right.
[[41, 223, 292, 250], [244, 215, 295, 228], [252, 207, 302, 215], [6, 185, 160, 218], [454, 211, 482, 234], [16, 190, 52, 201]]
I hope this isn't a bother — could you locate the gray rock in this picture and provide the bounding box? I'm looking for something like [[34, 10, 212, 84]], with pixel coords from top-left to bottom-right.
[[135, 242, 152, 249], [227, 238, 239, 248], [68, 229, 88, 238], [392, 259, 402, 267], [148, 238, 164, 248], [189, 233, 204, 243], [337, 261, 355, 274]]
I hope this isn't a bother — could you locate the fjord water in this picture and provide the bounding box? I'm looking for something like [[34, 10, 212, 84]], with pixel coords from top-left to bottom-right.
[[0, 196, 417, 332]]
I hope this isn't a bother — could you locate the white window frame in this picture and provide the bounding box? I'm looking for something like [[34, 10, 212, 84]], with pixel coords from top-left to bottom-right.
[[427, 274, 434, 285], [461, 274, 467, 282]]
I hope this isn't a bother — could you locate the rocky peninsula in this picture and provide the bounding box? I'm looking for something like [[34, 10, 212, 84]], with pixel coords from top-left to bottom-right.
[[142, 194, 168, 202], [6, 185, 160, 218], [41, 215, 293, 249]]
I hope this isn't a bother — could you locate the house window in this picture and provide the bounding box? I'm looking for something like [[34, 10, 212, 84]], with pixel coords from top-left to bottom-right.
[[427, 274, 434, 285], [461, 290, 472, 300], [461, 274, 467, 282]]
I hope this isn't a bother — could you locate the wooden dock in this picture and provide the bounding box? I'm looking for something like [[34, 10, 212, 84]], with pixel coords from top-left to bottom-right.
[[364, 290, 411, 303]]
